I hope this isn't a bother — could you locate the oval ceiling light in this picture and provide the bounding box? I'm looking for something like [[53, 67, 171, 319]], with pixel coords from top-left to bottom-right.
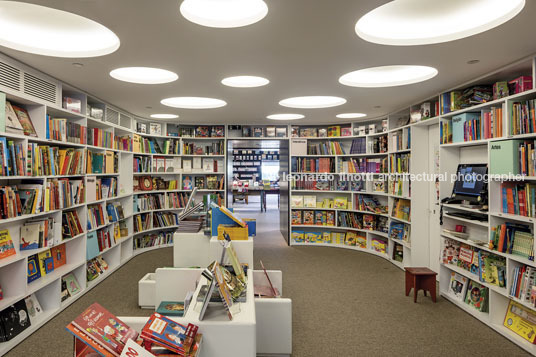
[[180, 0, 268, 28], [279, 96, 347, 109], [161, 97, 227, 109], [336, 113, 367, 119], [222, 76, 269, 88], [355, 0, 525, 46], [150, 114, 179, 119], [0, 1, 119, 57], [267, 114, 304, 120], [110, 67, 178, 84], [339, 65, 438, 88]]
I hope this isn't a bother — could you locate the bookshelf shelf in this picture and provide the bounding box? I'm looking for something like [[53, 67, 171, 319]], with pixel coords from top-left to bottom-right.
[[441, 262, 508, 297], [443, 213, 489, 227], [488, 211, 536, 224]]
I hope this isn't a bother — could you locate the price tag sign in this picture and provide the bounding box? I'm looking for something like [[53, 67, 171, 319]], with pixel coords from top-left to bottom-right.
[[120, 339, 155, 357]]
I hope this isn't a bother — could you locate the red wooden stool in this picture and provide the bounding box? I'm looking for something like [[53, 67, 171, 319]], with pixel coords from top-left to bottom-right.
[[405, 267, 437, 303]]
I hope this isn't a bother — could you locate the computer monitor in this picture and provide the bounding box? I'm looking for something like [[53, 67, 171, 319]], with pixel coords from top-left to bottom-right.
[[452, 164, 488, 203]]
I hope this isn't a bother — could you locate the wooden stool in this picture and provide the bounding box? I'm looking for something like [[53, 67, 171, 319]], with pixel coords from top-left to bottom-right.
[[405, 267, 437, 303]]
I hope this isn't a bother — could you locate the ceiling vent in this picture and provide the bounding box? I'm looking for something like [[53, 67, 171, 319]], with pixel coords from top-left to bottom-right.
[[23, 72, 57, 104], [0, 60, 21, 91]]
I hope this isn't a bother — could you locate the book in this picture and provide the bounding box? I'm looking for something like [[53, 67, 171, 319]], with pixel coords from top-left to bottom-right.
[[210, 261, 234, 320], [27, 253, 41, 283], [141, 313, 197, 355], [11, 105, 37, 137], [72, 302, 138, 356], [0, 229, 15, 259], [50, 244, 66, 269], [63, 272, 82, 297], [448, 272, 468, 301], [464, 280, 488, 312], [4, 101, 24, 134], [24, 294, 44, 323], [38, 249, 54, 276], [156, 301, 185, 317], [0, 299, 31, 341]]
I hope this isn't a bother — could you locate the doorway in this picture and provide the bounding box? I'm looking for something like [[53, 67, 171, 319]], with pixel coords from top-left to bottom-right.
[[226, 139, 290, 244]]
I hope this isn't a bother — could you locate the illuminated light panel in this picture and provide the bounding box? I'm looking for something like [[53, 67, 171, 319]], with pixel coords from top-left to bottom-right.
[[180, 0, 268, 28], [339, 65, 438, 88], [222, 76, 269, 88], [279, 96, 347, 109], [267, 114, 304, 120], [161, 97, 227, 109], [355, 0, 525, 46], [110, 67, 178, 84], [0, 1, 120, 57]]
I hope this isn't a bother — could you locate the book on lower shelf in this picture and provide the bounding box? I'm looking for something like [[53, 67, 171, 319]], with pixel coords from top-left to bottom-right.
[[391, 198, 411, 222], [489, 222, 534, 260], [86, 256, 109, 282]]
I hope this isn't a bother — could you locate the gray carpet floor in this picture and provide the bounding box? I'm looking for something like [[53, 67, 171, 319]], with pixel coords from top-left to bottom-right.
[[7, 198, 531, 356]]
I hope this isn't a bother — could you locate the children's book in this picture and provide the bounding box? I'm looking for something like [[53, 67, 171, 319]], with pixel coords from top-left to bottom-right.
[[50, 244, 66, 269], [27, 254, 41, 283], [210, 261, 234, 320], [334, 197, 348, 209], [156, 301, 185, 317], [5, 101, 24, 134], [303, 196, 316, 208], [11, 105, 37, 137], [291, 210, 302, 225], [292, 231, 304, 243], [0, 300, 31, 341], [37, 249, 54, 276], [356, 235, 367, 249], [0, 229, 15, 259], [465, 280, 488, 312], [291, 195, 304, 208], [448, 272, 468, 301], [302, 210, 314, 225], [345, 232, 357, 246], [63, 273, 82, 297], [140, 312, 197, 355], [72, 302, 139, 356], [24, 293, 44, 323]]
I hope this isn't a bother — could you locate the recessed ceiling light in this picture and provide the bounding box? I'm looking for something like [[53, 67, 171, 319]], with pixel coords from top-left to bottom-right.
[[72, 63, 84, 68], [279, 96, 347, 109], [355, 0, 525, 46], [267, 114, 304, 120], [0, 2, 120, 57], [222, 76, 269, 88], [161, 97, 227, 109], [150, 114, 179, 119], [339, 65, 438, 88], [336, 113, 367, 119], [110, 67, 178, 84], [467, 59, 480, 65], [180, 0, 268, 28]]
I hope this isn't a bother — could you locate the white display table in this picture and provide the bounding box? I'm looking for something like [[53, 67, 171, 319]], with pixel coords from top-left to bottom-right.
[[173, 231, 211, 268], [128, 268, 256, 357]]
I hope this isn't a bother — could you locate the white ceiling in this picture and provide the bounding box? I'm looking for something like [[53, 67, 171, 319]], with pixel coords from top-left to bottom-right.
[[2, 0, 536, 124]]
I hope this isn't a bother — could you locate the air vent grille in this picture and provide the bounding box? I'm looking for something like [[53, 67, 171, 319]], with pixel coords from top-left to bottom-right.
[[119, 114, 132, 129], [0, 61, 21, 91], [23, 73, 57, 104], [106, 108, 119, 125]]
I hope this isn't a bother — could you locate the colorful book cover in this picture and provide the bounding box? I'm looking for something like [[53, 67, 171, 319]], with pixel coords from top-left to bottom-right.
[[11, 105, 37, 137], [27, 253, 41, 283], [72, 302, 139, 356], [156, 301, 185, 317], [448, 272, 468, 301], [464, 280, 488, 312], [63, 273, 82, 296], [356, 235, 367, 249], [50, 244, 66, 269], [38, 250, 54, 276], [291, 210, 302, 225], [211, 261, 234, 320], [302, 210, 314, 225], [292, 231, 304, 243], [333, 197, 348, 209], [323, 232, 332, 243], [0, 229, 16, 259], [141, 313, 195, 355], [303, 195, 317, 208]]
